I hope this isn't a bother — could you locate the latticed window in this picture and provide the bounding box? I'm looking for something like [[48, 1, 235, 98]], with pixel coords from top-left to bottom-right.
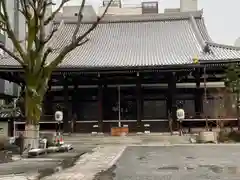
[[103, 0, 121, 7]]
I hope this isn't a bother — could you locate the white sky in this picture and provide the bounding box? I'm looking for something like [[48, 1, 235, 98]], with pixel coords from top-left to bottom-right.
[[54, 0, 240, 46]]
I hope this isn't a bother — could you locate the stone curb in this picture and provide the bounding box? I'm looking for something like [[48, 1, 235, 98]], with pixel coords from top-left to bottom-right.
[[132, 143, 240, 146], [81, 146, 126, 180], [42, 146, 126, 180], [108, 146, 126, 167]]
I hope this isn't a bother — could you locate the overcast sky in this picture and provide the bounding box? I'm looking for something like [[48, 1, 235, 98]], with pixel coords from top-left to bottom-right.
[[54, 0, 240, 45]]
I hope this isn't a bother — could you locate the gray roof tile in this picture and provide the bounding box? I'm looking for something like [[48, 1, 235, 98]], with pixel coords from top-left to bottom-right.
[[1, 10, 240, 70], [49, 19, 202, 68], [200, 42, 240, 61]]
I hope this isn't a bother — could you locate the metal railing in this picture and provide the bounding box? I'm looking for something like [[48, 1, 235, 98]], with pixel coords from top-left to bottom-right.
[[14, 130, 56, 137]]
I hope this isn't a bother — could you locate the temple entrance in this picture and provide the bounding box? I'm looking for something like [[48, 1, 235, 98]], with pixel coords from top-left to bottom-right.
[[103, 85, 137, 132]]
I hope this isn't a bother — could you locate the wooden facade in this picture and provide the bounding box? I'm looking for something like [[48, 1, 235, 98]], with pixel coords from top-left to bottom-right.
[[24, 64, 237, 133]]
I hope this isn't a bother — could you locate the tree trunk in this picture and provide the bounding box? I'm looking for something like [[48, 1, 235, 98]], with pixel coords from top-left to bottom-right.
[[24, 124, 40, 150], [24, 84, 44, 150]]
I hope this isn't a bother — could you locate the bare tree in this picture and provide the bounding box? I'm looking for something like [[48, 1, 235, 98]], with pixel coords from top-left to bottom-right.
[[0, 0, 112, 149]]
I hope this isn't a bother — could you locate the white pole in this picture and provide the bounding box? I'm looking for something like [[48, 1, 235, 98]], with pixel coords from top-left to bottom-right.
[[13, 98, 17, 137], [118, 86, 121, 127]]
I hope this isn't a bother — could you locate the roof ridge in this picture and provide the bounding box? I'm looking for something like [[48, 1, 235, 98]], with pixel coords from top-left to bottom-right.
[[189, 14, 207, 52], [53, 10, 203, 24], [198, 17, 213, 42], [207, 42, 240, 50]]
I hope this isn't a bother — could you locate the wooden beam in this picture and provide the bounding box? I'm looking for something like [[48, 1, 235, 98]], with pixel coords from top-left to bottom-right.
[[0, 72, 23, 84]]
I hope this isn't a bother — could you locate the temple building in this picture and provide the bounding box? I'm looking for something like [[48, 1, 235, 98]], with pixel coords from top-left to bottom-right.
[[1, 10, 240, 133]]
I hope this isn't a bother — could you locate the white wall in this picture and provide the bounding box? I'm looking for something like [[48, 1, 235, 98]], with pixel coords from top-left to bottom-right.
[[234, 37, 240, 47], [62, 5, 97, 17], [180, 0, 198, 12], [56, 0, 199, 15], [99, 6, 142, 15]]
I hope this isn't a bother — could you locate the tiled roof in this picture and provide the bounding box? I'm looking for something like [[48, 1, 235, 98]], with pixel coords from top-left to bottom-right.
[[1, 10, 240, 70], [0, 108, 21, 119], [200, 42, 240, 62]]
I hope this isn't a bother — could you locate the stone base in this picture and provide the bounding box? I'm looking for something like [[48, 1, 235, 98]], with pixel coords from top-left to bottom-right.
[[47, 146, 60, 153], [28, 148, 46, 157], [197, 131, 218, 143]]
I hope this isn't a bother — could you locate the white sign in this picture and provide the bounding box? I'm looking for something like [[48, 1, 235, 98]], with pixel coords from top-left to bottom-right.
[[176, 108, 185, 120], [55, 111, 63, 122]]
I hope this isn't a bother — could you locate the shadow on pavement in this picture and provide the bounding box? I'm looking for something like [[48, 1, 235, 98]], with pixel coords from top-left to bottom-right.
[[93, 164, 117, 180], [0, 148, 93, 178]]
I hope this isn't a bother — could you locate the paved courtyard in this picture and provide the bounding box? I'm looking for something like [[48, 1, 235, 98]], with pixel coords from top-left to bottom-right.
[[95, 145, 240, 180]]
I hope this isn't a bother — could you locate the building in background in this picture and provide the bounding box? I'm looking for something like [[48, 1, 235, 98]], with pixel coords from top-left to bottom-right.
[[56, 0, 199, 17], [234, 37, 240, 47], [0, 1, 23, 104]]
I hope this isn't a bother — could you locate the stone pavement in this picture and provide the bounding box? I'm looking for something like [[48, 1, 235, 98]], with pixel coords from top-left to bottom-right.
[[104, 145, 240, 180], [0, 146, 94, 180], [42, 145, 126, 180], [64, 133, 191, 146]]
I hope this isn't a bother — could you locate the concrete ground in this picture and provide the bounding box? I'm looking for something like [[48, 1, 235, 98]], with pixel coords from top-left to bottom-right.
[[64, 133, 192, 146], [2, 133, 240, 180], [0, 145, 94, 179], [95, 145, 240, 180]]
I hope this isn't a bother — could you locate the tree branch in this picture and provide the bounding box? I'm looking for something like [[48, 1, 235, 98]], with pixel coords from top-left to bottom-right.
[[19, 0, 31, 21], [0, 0, 28, 64], [47, 0, 113, 69], [72, 0, 86, 44], [0, 43, 26, 68], [77, 38, 89, 47], [44, 0, 70, 25], [41, 48, 52, 68], [44, 26, 58, 44]]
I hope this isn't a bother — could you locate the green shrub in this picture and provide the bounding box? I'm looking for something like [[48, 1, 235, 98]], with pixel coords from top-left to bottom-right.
[[218, 130, 240, 143], [0, 137, 8, 150], [228, 131, 240, 142], [218, 131, 230, 142]]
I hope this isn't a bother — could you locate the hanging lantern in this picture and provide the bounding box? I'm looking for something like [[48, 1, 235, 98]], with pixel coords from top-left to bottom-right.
[[55, 110, 63, 122]]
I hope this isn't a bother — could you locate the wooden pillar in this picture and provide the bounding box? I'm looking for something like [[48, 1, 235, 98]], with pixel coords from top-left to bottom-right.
[[167, 72, 177, 121], [43, 78, 53, 116], [136, 72, 143, 132], [98, 74, 104, 133], [63, 75, 69, 133], [194, 68, 202, 117], [71, 78, 78, 133]]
